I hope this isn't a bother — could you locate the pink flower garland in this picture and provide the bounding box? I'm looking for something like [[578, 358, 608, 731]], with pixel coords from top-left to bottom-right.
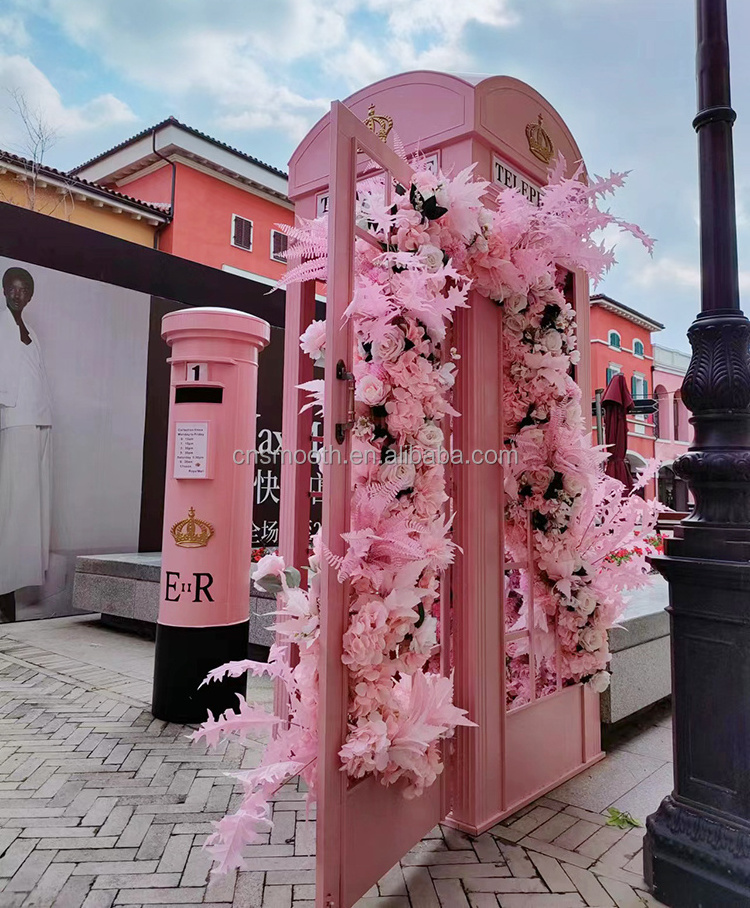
[[190, 156, 658, 873]]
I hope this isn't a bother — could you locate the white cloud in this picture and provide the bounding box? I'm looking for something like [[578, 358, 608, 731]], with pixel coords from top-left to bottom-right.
[[0, 13, 29, 48], [632, 255, 750, 294], [17, 0, 520, 140], [0, 54, 136, 159]]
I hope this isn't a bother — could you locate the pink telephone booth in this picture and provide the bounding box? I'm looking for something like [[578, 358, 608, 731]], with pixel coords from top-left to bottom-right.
[[282, 71, 598, 908]]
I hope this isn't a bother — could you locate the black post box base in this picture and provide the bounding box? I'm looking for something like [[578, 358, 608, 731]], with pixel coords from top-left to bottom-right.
[[645, 796, 750, 908], [152, 620, 249, 725]]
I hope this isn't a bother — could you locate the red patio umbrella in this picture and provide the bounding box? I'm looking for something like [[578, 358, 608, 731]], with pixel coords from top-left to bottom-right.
[[601, 372, 634, 489]]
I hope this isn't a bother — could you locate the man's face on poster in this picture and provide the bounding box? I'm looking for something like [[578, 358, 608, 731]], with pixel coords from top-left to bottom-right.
[[4, 277, 32, 314]]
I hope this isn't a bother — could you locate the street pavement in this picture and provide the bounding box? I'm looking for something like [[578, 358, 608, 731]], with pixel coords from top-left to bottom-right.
[[0, 616, 669, 907]]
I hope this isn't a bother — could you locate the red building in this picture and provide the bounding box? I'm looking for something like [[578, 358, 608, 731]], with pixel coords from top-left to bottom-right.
[[589, 294, 664, 489], [70, 118, 294, 287]]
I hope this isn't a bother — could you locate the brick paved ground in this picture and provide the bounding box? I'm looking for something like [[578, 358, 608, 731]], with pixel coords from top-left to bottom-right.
[[0, 617, 669, 907]]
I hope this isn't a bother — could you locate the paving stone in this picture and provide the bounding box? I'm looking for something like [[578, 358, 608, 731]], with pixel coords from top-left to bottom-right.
[[402, 865, 440, 908], [71, 861, 159, 876], [19, 860, 73, 906], [496, 842, 535, 878], [377, 863, 407, 896], [81, 893, 117, 908], [3, 850, 54, 892], [91, 872, 182, 889], [263, 884, 292, 908], [157, 835, 193, 873], [471, 834, 502, 863], [561, 864, 615, 907], [113, 888, 205, 904], [463, 878, 548, 893], [528, 852, 575, 892], [598, 876, 646, 908], [576, 826, 628, 861], [428, 864, 509, 879], [552, 820, 601, 852], [52, 849, 139, 863], [432, 879, 470, 908]]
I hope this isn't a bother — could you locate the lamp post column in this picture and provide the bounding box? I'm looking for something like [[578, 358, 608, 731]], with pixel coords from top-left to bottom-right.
[[644, 2, 750, 905]]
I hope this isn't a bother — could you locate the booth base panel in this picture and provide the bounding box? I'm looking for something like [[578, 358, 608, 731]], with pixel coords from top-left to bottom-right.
[[445, 683, 604, 836]]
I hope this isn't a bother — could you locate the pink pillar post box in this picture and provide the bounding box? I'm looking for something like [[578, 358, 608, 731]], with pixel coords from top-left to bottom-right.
[[152, 307, 270, 723]]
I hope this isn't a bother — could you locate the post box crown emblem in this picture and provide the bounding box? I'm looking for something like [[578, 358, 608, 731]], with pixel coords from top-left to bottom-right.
[[364, 104, 394, 143], [526, 114, 554, 164], [170, 507, 214, 548]]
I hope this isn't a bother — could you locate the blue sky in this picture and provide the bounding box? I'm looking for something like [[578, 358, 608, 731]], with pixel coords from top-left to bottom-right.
[[2, 0, 750, 351]]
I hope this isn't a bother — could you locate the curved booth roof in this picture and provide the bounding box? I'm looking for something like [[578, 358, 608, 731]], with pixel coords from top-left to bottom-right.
[[288, 70, 585, 200]]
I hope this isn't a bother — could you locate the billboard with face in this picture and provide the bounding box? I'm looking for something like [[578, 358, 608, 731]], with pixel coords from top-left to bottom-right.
[[0, 255, 151, 621]]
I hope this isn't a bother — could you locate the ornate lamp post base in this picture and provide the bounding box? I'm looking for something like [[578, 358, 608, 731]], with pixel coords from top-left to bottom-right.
[[645, 547, 750, 907], [643, 2, 750, 903], [646, 796, 750, 908]]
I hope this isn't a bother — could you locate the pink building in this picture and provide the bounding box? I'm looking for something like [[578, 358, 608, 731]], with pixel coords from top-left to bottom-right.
[[653, 344, 693, 510]]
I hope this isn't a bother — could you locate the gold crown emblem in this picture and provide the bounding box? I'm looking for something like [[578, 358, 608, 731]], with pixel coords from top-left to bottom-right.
[[526, 114, 554, 164], [364, 104, 393, 143], [170, 507, 214, 548]]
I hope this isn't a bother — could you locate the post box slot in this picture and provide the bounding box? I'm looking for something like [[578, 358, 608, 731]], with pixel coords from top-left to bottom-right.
[[175, 386, 223, 404]]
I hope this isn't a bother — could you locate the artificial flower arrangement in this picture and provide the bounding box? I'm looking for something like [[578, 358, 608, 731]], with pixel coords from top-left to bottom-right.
[[190, 152, 658, 873], [605, 534, 664, 566]]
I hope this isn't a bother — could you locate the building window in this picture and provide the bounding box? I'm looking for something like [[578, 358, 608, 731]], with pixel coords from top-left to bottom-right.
[[608, 330, 621, 349], [270, 229, 288, 263], [605, 364, 621, 385], [631, 373, 648, 400], [633, 339, 644, 357], [231, 215, 253, 251]]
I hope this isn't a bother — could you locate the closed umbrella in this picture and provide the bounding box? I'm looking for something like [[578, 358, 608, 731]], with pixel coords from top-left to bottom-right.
[[602, 372, 634, 489]]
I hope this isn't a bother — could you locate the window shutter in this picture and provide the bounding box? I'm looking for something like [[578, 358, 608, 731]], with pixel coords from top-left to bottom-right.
[[606, 368, 613, 385], [233, 217, 253, 250], [272, 231, 288, 261], [631, 375, 637, 398], [643, 379, 648, 398]]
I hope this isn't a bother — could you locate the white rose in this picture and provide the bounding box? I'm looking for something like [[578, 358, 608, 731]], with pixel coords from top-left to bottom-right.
[[541, 330, 563, 354], [416, 422, 443, 448], [588, 670, 611, 694], [419, 244, 445, 273], [529, 467, 555, 489], [356, 374, 387, 406], [573, 590, 597, 616], [299, 320, 326, 366], [380, 457, 417, 490], [372, 328, 406, 363], [580, 626, 607, 653], [506, 293, 528, 315], [435, 186, 450, 210], [478, 208, 493, 230], [410, 614, 438, 653], [504, 314, 526, 335], [438, 362, 457, 388], [564, 474, 585, 497]]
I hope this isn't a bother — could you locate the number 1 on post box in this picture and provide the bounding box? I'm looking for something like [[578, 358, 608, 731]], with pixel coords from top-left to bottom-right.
[[186, 362, 208, 382]]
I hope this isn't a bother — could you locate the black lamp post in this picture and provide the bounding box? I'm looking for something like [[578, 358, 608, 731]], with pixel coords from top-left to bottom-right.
[[643, 2, 750, 905]]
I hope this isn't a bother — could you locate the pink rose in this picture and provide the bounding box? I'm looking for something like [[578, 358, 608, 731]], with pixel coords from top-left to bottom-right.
[[579, 626, 607, 653], [356, 373, 387, 406], [372, 327, 406, 363]]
